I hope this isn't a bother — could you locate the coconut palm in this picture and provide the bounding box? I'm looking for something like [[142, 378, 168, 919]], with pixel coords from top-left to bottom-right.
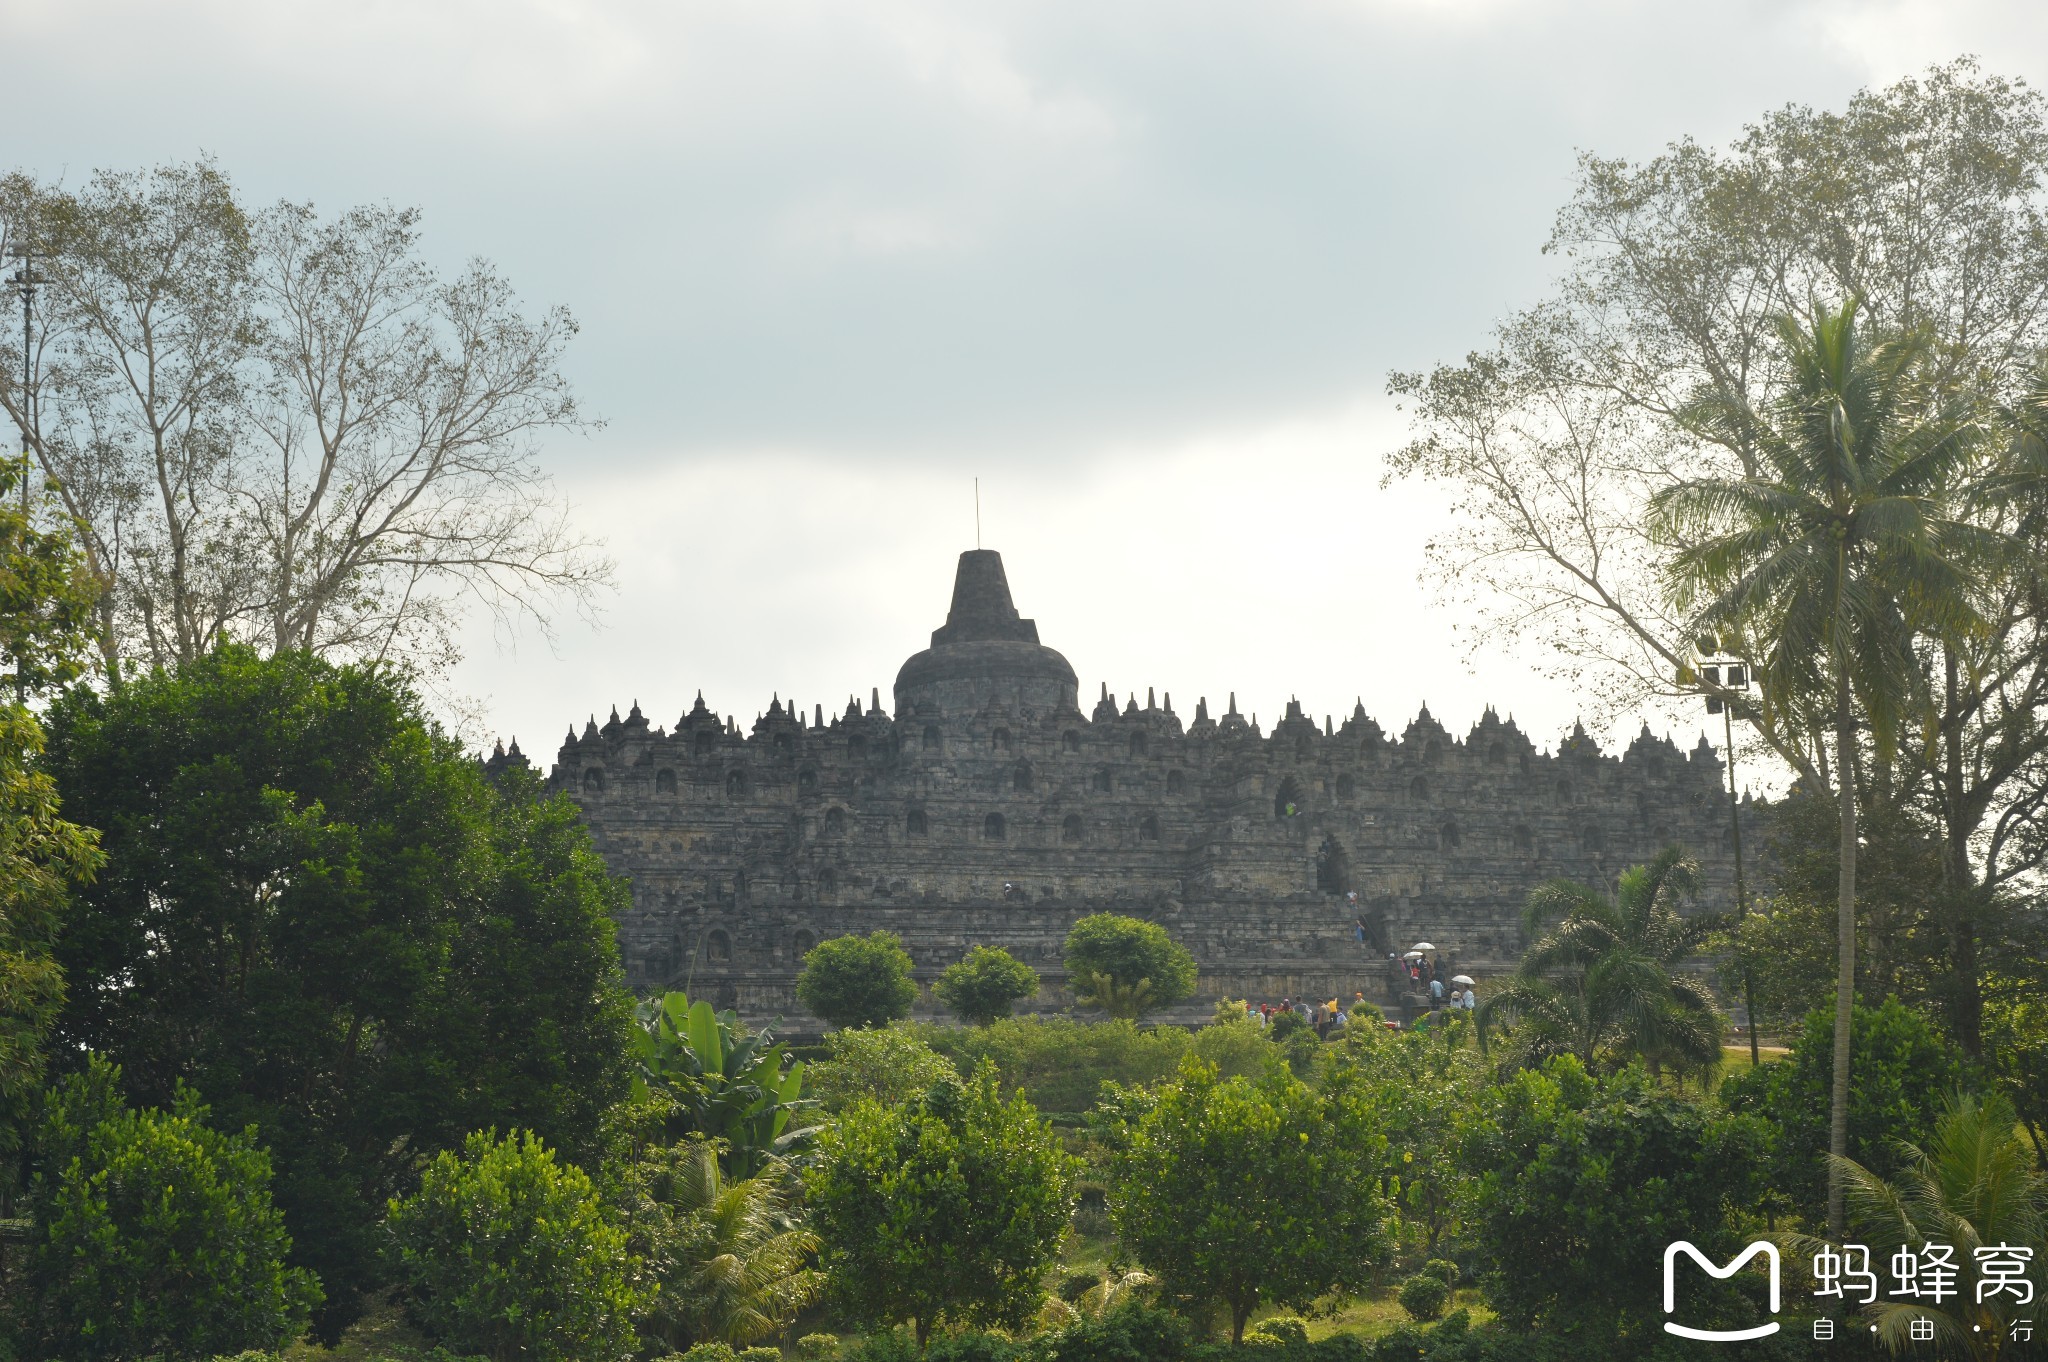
[[1651, 297, 1994, 1232], [640, 1140, 823, 1351], [1476, 847, 1721, 1078], [1796, 1092, 2046, 1360]]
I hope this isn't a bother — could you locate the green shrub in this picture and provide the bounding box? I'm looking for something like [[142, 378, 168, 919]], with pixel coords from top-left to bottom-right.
[[386, 1129, 641, 1362], [798, 932, 919, 1029], [677, 1346, 736, 1362], [925, 1017, 1189, 1114], [839, 1332, 921, 1362], [23, 1055, 320, 1361], [806, 1025, 958, 1113], [1349, 1000, 1386, 1026], [1032, 1303, 1193, 1362], [739, 1350, 783, 1362], [797, 1333, 842, 1359], [1399, 1274, 1452, 1322], [936, 945, 1041, 1025], [1421, 1259, 1460, 1287], [1249, 1315, 1310, 1346], [925, 1334, 1020, 1362]]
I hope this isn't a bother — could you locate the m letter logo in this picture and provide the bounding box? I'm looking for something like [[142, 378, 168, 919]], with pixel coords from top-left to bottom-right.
[[1663, 1241, 1782, 1341]]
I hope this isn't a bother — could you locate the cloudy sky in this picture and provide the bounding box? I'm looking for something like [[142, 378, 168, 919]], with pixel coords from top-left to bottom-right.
[[12, 0, 2048, 771]]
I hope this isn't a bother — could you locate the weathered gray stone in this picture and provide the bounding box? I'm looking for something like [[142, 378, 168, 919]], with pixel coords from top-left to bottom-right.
[[531, 550, 1743, 1028]]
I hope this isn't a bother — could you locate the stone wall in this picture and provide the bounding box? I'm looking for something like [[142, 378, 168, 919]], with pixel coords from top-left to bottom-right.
[[531, 550, 1745, 1029]]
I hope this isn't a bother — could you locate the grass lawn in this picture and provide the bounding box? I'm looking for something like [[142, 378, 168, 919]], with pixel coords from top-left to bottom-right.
[[1291, 1286, 1493, 1341]]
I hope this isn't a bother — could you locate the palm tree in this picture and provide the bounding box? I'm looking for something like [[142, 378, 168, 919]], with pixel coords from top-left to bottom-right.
[[1652, 298, 1992, 1233], [640, 1141, 823, 1351], [1476, 847, 1722, 1078], [1797, 1092, 2046, 1360]]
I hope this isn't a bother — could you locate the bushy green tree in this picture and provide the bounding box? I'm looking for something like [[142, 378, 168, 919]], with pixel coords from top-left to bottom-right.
[[386, 1128, 641, 1362], [1107, 1058, 1392, 1343], [20, 1054, 319, 1360], [797, 931, 919, 1030], [0, 457, 103, 1182], [1061, 915, 1196, 1020], [804, 1025, 958, 1113], [43, 648, 637, 1333], [807, 1066, 1075, 1348], [1720, 997, 1978, 1224], [1453, 1058, 1769, 1351], [934, 945, 1040, 1026]]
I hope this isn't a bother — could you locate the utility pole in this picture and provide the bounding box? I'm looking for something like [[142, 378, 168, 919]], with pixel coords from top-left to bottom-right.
[[1702, 646, 1760, 1065]]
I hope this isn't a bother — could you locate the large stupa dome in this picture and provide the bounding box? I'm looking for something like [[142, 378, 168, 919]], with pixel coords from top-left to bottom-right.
[[893, 550, 1080, 717]]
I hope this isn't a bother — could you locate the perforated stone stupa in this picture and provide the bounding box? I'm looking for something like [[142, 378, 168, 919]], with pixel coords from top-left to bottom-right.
[[534, 549, 1741, 1024]]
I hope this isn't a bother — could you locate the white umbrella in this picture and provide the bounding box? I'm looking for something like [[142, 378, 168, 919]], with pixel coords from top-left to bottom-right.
[[1451, 974, 1475, 985], [1410, 942, 1437, 952], [1403, 950, 1424, 959]]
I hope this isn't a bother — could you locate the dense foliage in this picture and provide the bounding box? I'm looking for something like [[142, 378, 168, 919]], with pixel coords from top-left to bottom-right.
[[808, 1066, 1076, 1347], [1721, 997, 1977, 1223], [18, 1055, 319, 1361], [386, 1128, 642, 1362], [1108, 1059, 1393, 1343], [43, 647, 637, 1333], [0, 457, 103, 1177], [633, 992, 810, 1174], [1453, 1058, 1769, 1351], [797, 931, 919, 1030]]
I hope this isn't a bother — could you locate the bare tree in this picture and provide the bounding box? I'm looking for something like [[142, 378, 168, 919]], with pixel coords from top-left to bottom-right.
[[0, 161, 610, 682]]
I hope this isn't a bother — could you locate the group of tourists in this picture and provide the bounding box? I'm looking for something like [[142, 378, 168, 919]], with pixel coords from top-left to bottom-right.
[[1245, 995, 1372, 1040], [1395, 950, 1478, 1014]]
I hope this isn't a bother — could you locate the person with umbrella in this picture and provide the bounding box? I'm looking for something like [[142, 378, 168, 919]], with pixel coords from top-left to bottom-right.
[[1450, 974, 1477, 1011]]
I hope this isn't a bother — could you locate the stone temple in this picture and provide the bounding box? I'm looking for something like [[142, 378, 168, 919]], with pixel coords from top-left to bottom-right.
[[528, 549, 1741, 1025]]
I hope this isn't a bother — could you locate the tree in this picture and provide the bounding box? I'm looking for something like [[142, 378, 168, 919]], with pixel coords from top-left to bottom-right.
[[1476, 848, 1721, 1077], [386, 1129, 642, 1362], [0, 459, 102, 1186], [1653, 299, 1992, 1232], [0, 162, 609, 682], [1106, 1058, 1392, 1344], [1453, 1059, 1769, 1351], [935, 945, 1041, 1026], [1384, 61, 2048, 1062], [807, 1066, 1075, 1348], [797, 931, 918, 1030], [1805, 1092, 2047, 1360], [1062, 914, 1196, 1020], [633, 992, 811, 1175], [636, 1139, 822, 1352], [20, 1054, 320, 1360], [43, 647, 637, 1334], [1720, 998, 1978, 1225]]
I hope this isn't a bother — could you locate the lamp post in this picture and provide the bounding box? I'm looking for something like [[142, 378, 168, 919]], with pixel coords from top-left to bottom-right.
[[1698, 643, 1760, 1065]]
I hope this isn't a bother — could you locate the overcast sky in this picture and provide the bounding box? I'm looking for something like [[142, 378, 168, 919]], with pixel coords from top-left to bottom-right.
[[12, 0, 2048, 774]]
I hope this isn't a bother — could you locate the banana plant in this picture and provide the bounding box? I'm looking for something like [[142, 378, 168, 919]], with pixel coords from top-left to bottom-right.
[[632, 991, 815, 1175]]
